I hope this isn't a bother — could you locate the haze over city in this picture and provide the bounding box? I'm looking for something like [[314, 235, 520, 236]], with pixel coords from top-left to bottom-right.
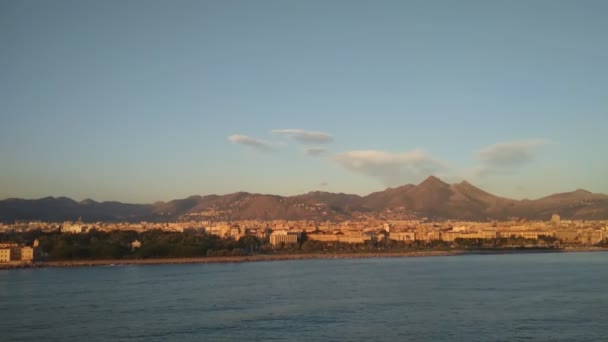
[[2, 0, 607, 203]]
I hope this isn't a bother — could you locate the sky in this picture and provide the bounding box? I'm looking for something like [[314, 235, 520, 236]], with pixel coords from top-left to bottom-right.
[[1, 0, 607, 203]]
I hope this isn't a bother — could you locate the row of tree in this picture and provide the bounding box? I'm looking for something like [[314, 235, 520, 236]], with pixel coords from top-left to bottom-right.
[[0, 229, 262, 260], [0, 229, 566, 261]]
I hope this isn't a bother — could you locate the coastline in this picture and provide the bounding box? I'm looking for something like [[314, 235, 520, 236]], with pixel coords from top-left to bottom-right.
[[1, 247, 606, 270]]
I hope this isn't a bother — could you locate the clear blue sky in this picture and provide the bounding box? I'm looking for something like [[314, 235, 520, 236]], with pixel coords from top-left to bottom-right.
[[1, 0, 607, 203]]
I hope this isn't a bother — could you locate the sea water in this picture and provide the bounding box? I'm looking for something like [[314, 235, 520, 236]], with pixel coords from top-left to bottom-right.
[[1, 252, 608, 341]]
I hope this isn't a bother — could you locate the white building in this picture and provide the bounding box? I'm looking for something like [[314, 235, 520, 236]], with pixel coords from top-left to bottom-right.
[[269, 231, 300, 246], [61, 221, 86, 234]]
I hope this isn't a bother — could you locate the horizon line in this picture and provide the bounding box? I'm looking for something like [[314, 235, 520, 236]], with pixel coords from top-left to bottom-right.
[[1, 176, 603, 205]]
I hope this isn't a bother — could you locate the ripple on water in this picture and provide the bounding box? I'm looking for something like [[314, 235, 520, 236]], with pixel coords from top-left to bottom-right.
[[1, 252, 608, 342]]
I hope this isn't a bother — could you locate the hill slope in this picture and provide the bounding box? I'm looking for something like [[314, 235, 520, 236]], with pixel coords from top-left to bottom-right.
[[1, 177, 607, 222]]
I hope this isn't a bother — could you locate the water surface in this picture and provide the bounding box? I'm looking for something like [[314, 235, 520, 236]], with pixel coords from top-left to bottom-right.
[[2, 252, 608, 341]]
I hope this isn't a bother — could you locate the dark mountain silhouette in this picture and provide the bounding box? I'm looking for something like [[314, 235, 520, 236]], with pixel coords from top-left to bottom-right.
[[0, 197, 151, 222], [1, 177, 607, 222]]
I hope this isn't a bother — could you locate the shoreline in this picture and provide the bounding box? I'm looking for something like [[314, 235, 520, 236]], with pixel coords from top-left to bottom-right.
[[1, 247, 606, 270]]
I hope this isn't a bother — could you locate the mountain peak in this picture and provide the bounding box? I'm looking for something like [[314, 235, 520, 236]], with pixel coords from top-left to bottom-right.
[[544, 189, 594, 200], [418, 175, 448, 187], [1, 179, 608, 222], [454, 180, 487, 193]]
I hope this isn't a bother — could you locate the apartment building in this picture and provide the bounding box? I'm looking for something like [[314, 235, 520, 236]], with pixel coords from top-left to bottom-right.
[[0, 248, 10, 262], [389, 232, 416, 242], [269, 231, 300, 246]]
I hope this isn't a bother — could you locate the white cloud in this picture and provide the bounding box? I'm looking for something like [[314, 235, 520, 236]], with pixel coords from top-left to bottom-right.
[[228, 134, 273, 151], [476, 139, 549, 176], [272, 129, 333, 144], [333, 149, 446, 186], [304, 147, 327, 156], [479, 139, 549, 166]]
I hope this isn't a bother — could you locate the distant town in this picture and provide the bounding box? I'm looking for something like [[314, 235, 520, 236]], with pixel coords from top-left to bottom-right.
[[1, 213, 607, 266]]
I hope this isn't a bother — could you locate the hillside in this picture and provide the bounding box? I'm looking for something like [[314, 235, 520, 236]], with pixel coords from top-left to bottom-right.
[[1, 177, 607, 222]]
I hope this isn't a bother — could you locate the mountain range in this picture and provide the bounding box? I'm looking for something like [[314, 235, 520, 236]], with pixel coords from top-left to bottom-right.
[[2, 176, 608, 223]]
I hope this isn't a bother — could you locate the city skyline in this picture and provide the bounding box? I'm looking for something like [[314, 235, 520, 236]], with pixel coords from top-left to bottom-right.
[[2, 1, 608, 202]]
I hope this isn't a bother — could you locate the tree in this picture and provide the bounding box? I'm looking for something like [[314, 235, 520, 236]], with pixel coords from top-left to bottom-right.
[[238, 235, 261, 254]]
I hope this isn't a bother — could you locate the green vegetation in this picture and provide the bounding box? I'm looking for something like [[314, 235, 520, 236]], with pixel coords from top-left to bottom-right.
[[0, 229, 563, 261], [0, 229, 261, 260]]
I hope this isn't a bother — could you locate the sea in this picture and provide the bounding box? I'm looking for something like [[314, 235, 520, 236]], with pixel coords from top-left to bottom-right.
[[1, 252, 608, 342]]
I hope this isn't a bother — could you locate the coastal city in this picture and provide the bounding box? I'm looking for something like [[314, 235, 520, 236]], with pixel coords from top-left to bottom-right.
[[1, 214, 607, 264], [3, 1, 608, 340]]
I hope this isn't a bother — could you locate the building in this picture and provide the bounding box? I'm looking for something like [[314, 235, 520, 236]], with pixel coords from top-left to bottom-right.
[[441, 231, 497, 242], [0, 248, 10, 263], [389, 232, 416, 242], [338, 235, 368, 244], [498, 231, 553, 240], [0, 244, 36, 263], [20, 247, 34, 262], [551, 214, 561, 226], [61, 221, 86, 234], [10, 247, 23, 261], [555, 231, 579, 243], [342, 231, 371, 244], [229, 225, 244, 240], [579, 230, 604, 245], [424, 231, 442, 242], [307, 233, 371, 244], [307, 234, 340, 242], [269, 231, 299, 246], [131, 240, 142, 250]]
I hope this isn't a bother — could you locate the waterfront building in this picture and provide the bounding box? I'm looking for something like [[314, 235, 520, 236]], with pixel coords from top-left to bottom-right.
[[307, 234, 340, 242], [338, 235, 368, 244], [498, 231, 554, 240], [579, 230, 604, 245], [10, 247, 23, 261], [441, 231, 497, 242], [0, 242, 36, 262], [0, 248, 10, 262], [555, 231, 579, 243], [269, 231, 299, 246], [389, 232, 416, 242], [20, 247, 34, 262], [307, 233, 370, 244]]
